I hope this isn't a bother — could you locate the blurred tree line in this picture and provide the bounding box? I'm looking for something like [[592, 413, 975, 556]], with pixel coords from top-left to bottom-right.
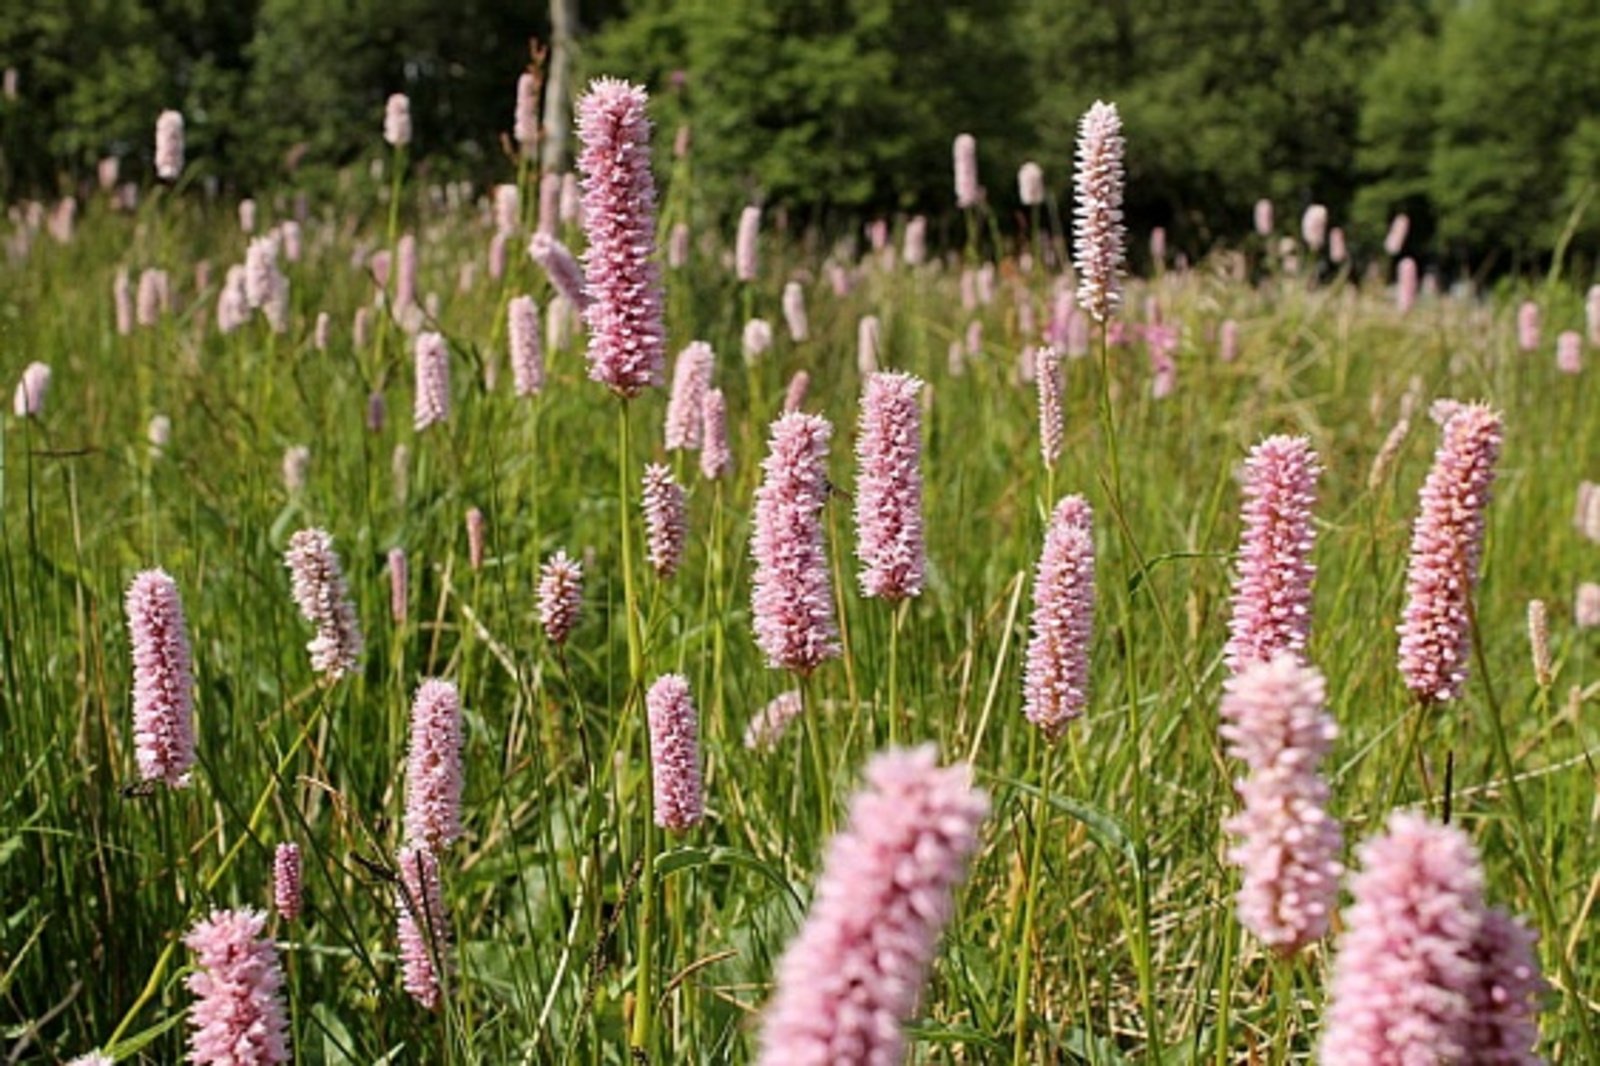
[[2, 0, 1598, 268]]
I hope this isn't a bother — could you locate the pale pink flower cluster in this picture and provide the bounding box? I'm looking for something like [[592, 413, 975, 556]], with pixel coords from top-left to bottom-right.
[[751, 413, 840, 673], [1018, 160, 1045, 206], [700, 388, 732, 481], [665, 341, 714, 451], [396, 845, 448, 1010], [1224, 436, 1322, 674], [383, 93, 411, 147], [576, 78, 665, 397], [1397, 402, 1502, 701], [854, 372, 926, 601], [756, 745, 989, 1065], [782, 281, 809, 341], [12, 361, 50, 418], [1022, 495, 1096, 738], [404, 679, 464, 850], [155, 110, 185, 181], [1219, 655, 1342, 954], [1320, 813, 1545, 1066], [528, 232, 588, 310], [184, 908, 290, 1064], [274, 842, 303, 922], [736, 205, 761, 282], [953, 133, 979, 208], [413, 331, 450, 430], [514, 73, 539, 150], [126, 569, 198, 787], [743, 690, 803, 752], [641, 464, 687, 579], [646, 674, 703, 831], [1517, 301, 1540, 353], [508, 295, 543, 397], [284, 528, 363, 680], [1073, 101, 1126, 322], [538, 550, 583, 645]]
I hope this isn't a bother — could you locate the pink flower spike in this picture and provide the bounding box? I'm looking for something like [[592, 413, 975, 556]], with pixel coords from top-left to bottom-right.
[[404, 679, 465, 850], [1037, 345, 1064, 469], [700, 388, 732, 481], [285, 528, 363, 680], [1073, 101, 1126, 322], [528, 232, 589, 311], [274, 842, 303, 923], [736, 205, 761, 282], [783, 371, 810, 414], [396, 845, 449, 1010], [413, 331, 450, 431], [751, 413, 840, 673], [538, 550, 583, 645], [743, 690, 803, 752], [853, 372, 926, 601], [646, 674, 703, 831], [508, 295, 544, 397], [13, 361, 50, 418], [126, 569, 197, 788], [1556, 330, 1582, 375], [1022, 495, 1096, 738], [1462, 907, 1548, 1064], [1224, 435, 1321, 675], [383, 93, 411, 147], [1516, 301, 1540, 353], [756, 745, 989, 1065], [665, 342, 715, 451], [641, 464, 687, 579], [465, 508, 486, 571], [1319, 813, 1492, 1066], [184, 908, 290, 1065], [1397, 402, 1502, 702], [1219, 655, 1342, 954], [953, 133, 979, 208], [155, 110, 185, 182], [514, 72, 539, 150], [388, 547, 408, 624], [782, 282, 809, 342], [576, 78, 665, 398]]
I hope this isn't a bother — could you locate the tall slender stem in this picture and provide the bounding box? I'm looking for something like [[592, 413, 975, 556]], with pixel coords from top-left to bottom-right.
[[1012, 734, 1049, 1063]]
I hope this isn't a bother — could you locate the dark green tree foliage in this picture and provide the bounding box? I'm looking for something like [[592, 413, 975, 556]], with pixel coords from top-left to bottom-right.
[[560, 0, 1034, 219]]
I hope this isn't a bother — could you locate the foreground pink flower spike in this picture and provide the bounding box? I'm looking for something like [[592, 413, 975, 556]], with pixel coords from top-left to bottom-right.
[[508, 295, 543, 397], [184, 908, 290, 1065], [404, 679, 464, 850], [274, 842, 303, 923], [13, 361, 50, 418], [953, 133, 980, 208], [1397, 401, 1502, 702], [743, 690, 803, 752], [854, 372, 926, 601], [665, 341, 714, 451], [413, 331, 449, 430], [646, 674, 703, 831], [155, 110, 185, 182], [700, 388, 732, 481], [1224, 435, 1322, 674], [396, 845, 448, 1010], [284, 528, 363, 680], [1073, 101, 1126, 322], [1319, 813, 1545, 1066], [538, 550, 583, 645], [751, 413, 840, 673], [756, 745, 990, 1065], [126, 569, 198, 787], [1219, 655, 1342, 954], [528, 232, 589, 311], [1022, 495, 1096, 738], [641, 464, 687, 579], [576, 78, 665, 398]]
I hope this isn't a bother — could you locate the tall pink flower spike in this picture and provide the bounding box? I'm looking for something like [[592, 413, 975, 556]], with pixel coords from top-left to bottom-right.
[[126, 569, 198, 787], [751, 413, 839, 673], [1397, 401, 1502, 702], [1224, 435, 1321, 675], [575, 78, 665, 397], [853, 372, 926, 601]]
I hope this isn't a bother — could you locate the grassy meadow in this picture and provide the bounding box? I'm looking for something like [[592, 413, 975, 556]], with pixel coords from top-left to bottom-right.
[[1, 146, 1597, 1064]]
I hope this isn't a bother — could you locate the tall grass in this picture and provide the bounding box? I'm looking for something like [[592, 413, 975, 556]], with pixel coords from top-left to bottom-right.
[[0, 177, 1595, 1063]]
